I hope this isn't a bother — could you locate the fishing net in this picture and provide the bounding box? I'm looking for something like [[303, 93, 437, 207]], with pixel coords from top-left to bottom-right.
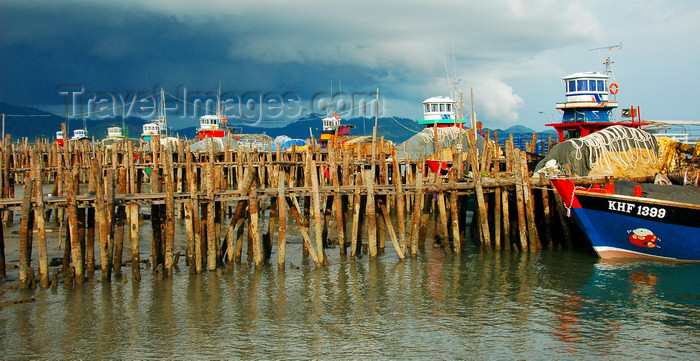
[[188, 136, 238, 152], [395, 127, 484, 160], [534, 126, 661, 177]]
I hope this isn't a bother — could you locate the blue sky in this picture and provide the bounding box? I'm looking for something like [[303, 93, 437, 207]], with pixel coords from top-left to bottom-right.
[[1, 0, 698, 131]]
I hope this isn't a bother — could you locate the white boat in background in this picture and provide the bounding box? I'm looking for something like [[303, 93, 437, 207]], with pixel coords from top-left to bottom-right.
[[419, 96, 461, 128], [196, 112, 231, 140], [106, 126, 125, 139], [196, 85, 235, 140], [55, 130, 65, 147], [142, 90, 168, 142], [71, 128, 88, 141]]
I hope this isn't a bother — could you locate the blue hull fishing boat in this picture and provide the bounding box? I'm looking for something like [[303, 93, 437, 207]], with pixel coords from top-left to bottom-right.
[[543, 47, 700, 261], [551, 179, 700, 261]]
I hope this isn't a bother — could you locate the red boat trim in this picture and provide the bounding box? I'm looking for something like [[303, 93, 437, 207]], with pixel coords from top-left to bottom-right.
[[595, 246, 684, 261]]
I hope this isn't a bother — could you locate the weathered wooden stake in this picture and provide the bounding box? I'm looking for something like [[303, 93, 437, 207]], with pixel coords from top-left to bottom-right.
[[18, 179, 34, 289], [466, 129, 492, 251], [277, 171, 287, 268], [409, 161, 424, 257]]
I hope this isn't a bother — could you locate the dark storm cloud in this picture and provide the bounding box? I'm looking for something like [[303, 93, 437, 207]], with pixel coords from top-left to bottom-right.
[[2, 0, 633, 128], [0, 2, 243, 105]]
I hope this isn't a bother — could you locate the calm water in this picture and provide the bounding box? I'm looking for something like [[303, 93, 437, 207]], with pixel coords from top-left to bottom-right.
[[1, 241, 699, 360]]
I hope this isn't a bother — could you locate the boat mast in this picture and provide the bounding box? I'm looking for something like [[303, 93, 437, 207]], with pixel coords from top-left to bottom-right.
[[161, 89, 167, 137], [591, 42, 622, 120], [217, 81, 223, 119], [470, 88, 477, 147], [121, 102, 126, 138]]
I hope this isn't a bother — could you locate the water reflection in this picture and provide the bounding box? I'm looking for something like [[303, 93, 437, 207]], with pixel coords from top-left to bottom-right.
[[1, 248, 699, 359]]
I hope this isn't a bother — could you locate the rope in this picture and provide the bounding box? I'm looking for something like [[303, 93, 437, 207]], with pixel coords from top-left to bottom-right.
[[379, 103, 422, 135], [414, 127, 463, 145], [568, 126, 657, 175]]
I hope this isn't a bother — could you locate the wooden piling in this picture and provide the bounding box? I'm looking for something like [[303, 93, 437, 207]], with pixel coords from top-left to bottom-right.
[[32, 150, 49, 287], [164, 144, 176, 275], [501, 187, 511, 250], [249, 182, 262, 268], [364, 169, 378, 258], [64, 151, 83, 283], [377, 196, 405, 261], [91, 158, 110, 280], [207, 143, 217, 270], [309, 159, 325, 264], [127, 141, 140, 280], [466, 129, 491, 251], [449, 170, 461, 253], [350, 171, 363, 259], [18, 178, 33, 289], [287, 194, 321, 267], [409, 160, 424, 257], [512, 146, 529, 251], [519, 150, 541, 251], [391, 148, 407, 255], [277, 171, 287, 268]]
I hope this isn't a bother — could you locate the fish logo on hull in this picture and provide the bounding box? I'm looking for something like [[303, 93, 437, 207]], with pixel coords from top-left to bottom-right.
[[628, 228, 661, 248]]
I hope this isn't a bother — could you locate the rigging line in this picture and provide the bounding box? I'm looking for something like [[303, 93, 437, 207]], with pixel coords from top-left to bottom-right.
[[57, 101, 135, 119], [162, 90, 202, 108], [379, 103, 421, 134]]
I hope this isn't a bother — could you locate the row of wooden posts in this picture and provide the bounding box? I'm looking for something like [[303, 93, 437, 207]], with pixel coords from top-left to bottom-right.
[[0, 126, 579, 289]]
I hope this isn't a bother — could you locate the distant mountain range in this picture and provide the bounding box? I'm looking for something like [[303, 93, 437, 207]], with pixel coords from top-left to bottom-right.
[[177, 113, 427, 143], [0, 101, 554, 144]]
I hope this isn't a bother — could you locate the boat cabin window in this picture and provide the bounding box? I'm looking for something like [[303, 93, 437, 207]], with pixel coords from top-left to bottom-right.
[[431, 104, 438, 112], [424, 104, 430, 113], [589, 80, 597, 91], [568, 81, 575, 92], [597, 80, 604, 92], [446, 104, 452, 112], [577, 80, 588, 91], [439, 104, 445, 112], [563, 129, 580, 139]]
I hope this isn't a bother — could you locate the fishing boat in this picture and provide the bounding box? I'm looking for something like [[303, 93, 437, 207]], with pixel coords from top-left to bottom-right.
[[317, 111, 354, 149], [313, 89, 387, 155], [418, 96, 464, 128], [418, 89, 472, 174], [55, 130, 65, 147], [543, 47, 700, 261], [70, 128, 88, 141], [195, 85, 236, 140], [196, 112, 231, 140], [551, 178, 700, 261], [141, 122, 162, 142], [106, 126, 125, 139]]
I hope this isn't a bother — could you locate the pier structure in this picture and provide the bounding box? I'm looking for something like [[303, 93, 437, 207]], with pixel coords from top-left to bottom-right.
[[0, 126, 598, 289]]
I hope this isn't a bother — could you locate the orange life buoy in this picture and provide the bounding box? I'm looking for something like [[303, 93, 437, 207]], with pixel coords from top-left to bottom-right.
[[221, 118, 228, 124], [609, 82, 619, 95]]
